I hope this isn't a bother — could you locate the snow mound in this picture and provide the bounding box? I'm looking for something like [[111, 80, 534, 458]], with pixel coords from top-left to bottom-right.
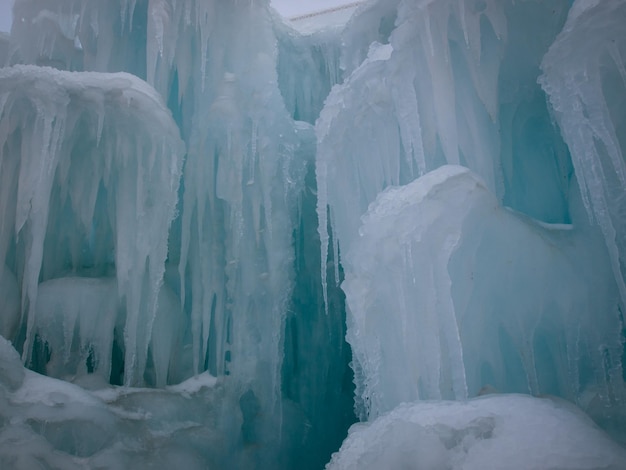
[[327, 394, 626, 470]]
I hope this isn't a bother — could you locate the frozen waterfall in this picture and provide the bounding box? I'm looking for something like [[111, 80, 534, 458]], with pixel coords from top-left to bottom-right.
[[0, 0, 625, 468]]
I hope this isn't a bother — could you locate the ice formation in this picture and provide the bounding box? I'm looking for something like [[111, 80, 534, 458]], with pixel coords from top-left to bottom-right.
[[0, 65, 184, 387], [342, 165, 622, 418], [0, 0, 625, 468]]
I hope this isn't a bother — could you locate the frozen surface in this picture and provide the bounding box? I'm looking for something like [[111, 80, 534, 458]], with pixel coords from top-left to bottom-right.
[[327, 394, 626, 470]]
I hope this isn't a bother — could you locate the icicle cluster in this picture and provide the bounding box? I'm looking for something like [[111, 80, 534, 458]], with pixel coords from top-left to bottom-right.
[[540, 0, 626, 307], [0, 65, 184, 385]]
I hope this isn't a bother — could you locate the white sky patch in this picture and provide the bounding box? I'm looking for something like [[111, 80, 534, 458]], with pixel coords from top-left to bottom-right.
[[0, 0, 13, 32]]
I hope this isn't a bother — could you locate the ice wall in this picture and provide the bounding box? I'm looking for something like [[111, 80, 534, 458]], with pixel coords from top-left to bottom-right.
[[316, 0, 626, 427], [0, 65, 184, 386], [1, 0, 356, 467]]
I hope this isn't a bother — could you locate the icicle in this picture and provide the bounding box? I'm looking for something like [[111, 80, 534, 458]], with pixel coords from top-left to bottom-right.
[[316, 156, 330, 315]]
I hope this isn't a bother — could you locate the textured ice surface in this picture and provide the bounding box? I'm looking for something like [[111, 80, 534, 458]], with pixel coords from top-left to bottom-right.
[[33, 277, 182, 387], [326, 394, 626, 470], [316, 0, 625, 424], [0, 336, 24, 390]]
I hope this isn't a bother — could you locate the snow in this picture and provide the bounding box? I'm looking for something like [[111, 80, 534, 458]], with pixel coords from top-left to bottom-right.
[[327, 394, 626, 470]]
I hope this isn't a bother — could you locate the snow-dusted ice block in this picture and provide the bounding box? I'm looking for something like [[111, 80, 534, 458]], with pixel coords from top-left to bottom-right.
[[326, 394, 626, 470], [0, 65, 184, 385], [343, 166, 622, 419]]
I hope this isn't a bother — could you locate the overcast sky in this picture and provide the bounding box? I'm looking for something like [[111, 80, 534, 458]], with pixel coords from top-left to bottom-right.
[[0, 0, 13, 32]]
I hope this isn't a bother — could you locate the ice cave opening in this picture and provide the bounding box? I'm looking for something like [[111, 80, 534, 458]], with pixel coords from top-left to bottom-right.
[[0, 0, 626, 469]]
